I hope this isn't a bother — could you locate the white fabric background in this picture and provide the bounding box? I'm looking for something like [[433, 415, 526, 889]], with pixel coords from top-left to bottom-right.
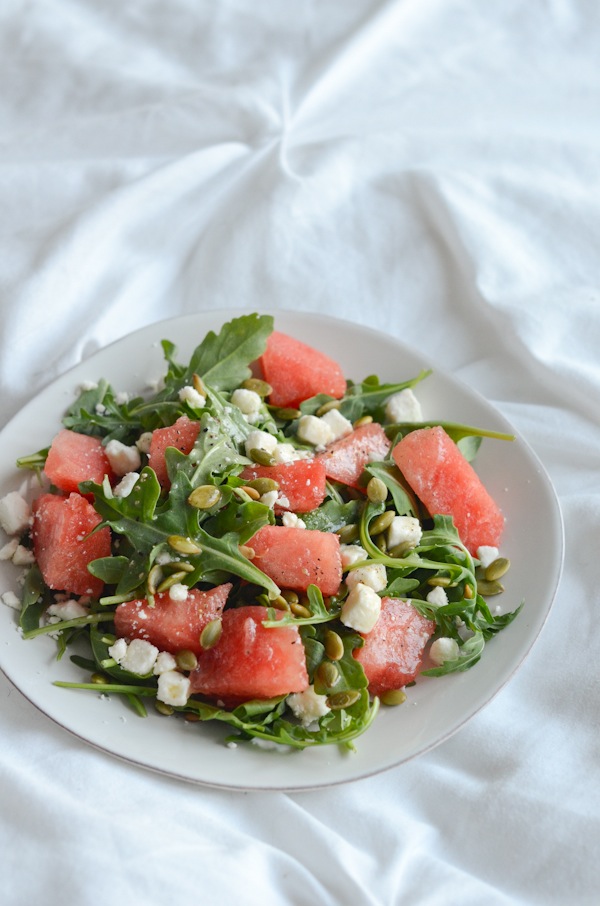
[[1, 1, 599, 903]]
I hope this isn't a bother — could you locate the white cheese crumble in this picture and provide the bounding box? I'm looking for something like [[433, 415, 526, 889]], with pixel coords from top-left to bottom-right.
[[281, 512, 306, 529], [245, 430, 278, 457], [320, 408, 353, 442], [385, 388, 423, 423], [260, 490, 279, 509], [426, 586, 449, 607], [179, 385, 206, 409], [477, 545, 500, 568], [153, 651, 178, 675], [345, 562, 387, 592], [46, 599, 89, 621], [114, 472, 140, 498], [340, 544, 367, 570], [1, 590, 21, 610], [105, 439, 142, 476], [12, 545, 35, 566], [387, 515, 422, 550], [157, 670, 190, 707], [272, 443, 310, 464], [340, 582, 382, 633], [296, 415, 334, 448], [117, 638, 159, 675], [287, 685, 331, 727], [0, 491, 32, 536], [429, 637, 460, 666], [169, 583, 189, 602], [108, 637, 128, 663], [231, 388, 262, 419], [0, 539, 19, 560], [78, 380, 98, 392]]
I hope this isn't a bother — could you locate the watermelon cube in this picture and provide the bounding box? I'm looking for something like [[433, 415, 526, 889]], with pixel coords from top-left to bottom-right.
[[188, 605, 309, 703], [249, 524, 342, 595], [114, 584, 232, 655], [316, 422, 391, 488], [44, 429, 113, 494], [260, 331, 347, 409], [148, 416, 201, 488], [31, 492, 111, 597], [354, 597, 436, 695], [240, 459, 327, 513], [392, 426, 504, 554]]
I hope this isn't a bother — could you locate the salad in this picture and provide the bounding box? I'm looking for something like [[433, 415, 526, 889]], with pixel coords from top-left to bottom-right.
[[0, 313, 522, 751]]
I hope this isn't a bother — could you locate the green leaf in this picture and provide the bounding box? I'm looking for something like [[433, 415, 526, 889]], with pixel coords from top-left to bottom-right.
[[184, 313, 274, 391], [302, 498, 362, 533], [18, 565, 50, 634], [364, 461, 416, 516], [421, 632, 485, 676]]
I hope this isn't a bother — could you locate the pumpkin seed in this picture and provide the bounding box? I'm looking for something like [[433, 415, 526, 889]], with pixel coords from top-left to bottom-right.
[[366, 476, 388, 504], [271, 407, 301, 420], [238, 545, 256, 560], [464, 583, 474, 599], [375, 533, 388, 552], [427, 575, 452, 588], [290, 601, 312, 619], [147, 564, 163, 595], [484, 557, 510, 582], [241, 486, 261, 501], [175, 649, 198, 672], [200, 618, 223, 650], [316, 661, 339, 687], [249, 447, 275, 466], [156, 570, 190, 593], [388, 541, 413, 559], [370, 510, 395, 536], [380, 689, 407, 706], [316, 399, 341, 417], [247, 477, 280, 496], [281, 590, 299, 605], [270, 595, 291, 612], [155, 701, 174, 717], [188, 485, 222, 510], [91, 673, 109, 685], [353, 415, 373, 428], [168, 535, 202, 555], [327, 690, 361, 709], [477, 578, 505, 596], [192, 373, 207, 396], [336, 523, 359, 543], [324, 630, 344, 661], [164, 560, 195, 573], [242, 378, 272, 398], [184, 712, 200, 722]]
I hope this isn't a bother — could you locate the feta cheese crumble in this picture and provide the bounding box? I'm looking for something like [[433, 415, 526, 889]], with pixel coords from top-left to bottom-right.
[[113, 638, 159, 675], [153, 651, 178, 675], [341, 582, 382, 633], [477, 545, 500, 569], [231, 388, 262, 421], [168, 583, 188, 602], [105, 439, 142, 476], [287, 685, 331, 727], [136, 432, 153, 454], [296, 415, 334, 448], [345, 562, 387, 592], [281, 512, 306, 529], [387, 515, 422, 550], [385, 388, 423, 423], [179, 385, 206, 409], [245, 430, 278, 457], [157, 670, 190, 707], [319, 408, 353, 442], [426, 586, 449, 607], [0, 491, 31, 536], [340, 544, 367, 570], [429, 637, 460, 666], [114, 472, 140, 498]]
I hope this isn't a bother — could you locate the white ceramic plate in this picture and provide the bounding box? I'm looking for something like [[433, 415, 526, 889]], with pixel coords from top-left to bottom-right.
[[0, 311, 564, 791]]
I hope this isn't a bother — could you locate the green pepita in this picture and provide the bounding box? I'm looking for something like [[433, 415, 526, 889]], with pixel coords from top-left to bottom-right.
[[175, 650, 198, 672], [281, 590, 299, 606], [290, 601, 312, 619], [366, 476, 388, 504], [316, 661, 339, 688], [316, 399, 341, 417], [464, 583, 474, 599], [200, 618, 223, 650], [270, 595, 291, 612], [336, 523, 359, 543], [271, 407, 301, 421], [238, 545, 256, 560], [156, 571, 190, 593], [249, 447, 276, 466], [370, 510, 395, 536], [477, 578, 505, 596], [380, 689, 407, 706], [155, 701, 174, 717], [90, 673, 109, 685], [247, 477, 280, 496], [427, 575, 452, 588], [484, 557, 510, 582], [242, 378, 272, 398], [324, 630, 344, 661], [147, 563, 163, 595], [188, 485, 222, 510], [327, 690, 361, 709], [353, 415, 373, 428], [388, 541, 414, 559], [167, 535, 202, 555]]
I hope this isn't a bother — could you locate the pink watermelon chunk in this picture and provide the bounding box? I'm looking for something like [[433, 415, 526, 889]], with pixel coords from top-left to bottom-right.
[[392, 426, 504, 554], [249, 524, 342, 595], [31, 492, 111, 597], [44, 429, 113, 494], [148, 416, 200, 488], [114, 584, 232, 655], [240, 459, 327, 513], [188, 605, 309, 704], [354, 597, 436, 695], [261, 331, 347, 409], [316, 422, 391, 488]]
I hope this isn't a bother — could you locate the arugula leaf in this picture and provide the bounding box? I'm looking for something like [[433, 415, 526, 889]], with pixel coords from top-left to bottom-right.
[[421, 632, 485, 676], [364, 461, 416, 516], [301, 498, 362, 533], [181, 313, 274, 391]]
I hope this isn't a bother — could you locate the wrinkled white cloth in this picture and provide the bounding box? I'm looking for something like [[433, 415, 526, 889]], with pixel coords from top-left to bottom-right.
[[1, 2, 599, 904]]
